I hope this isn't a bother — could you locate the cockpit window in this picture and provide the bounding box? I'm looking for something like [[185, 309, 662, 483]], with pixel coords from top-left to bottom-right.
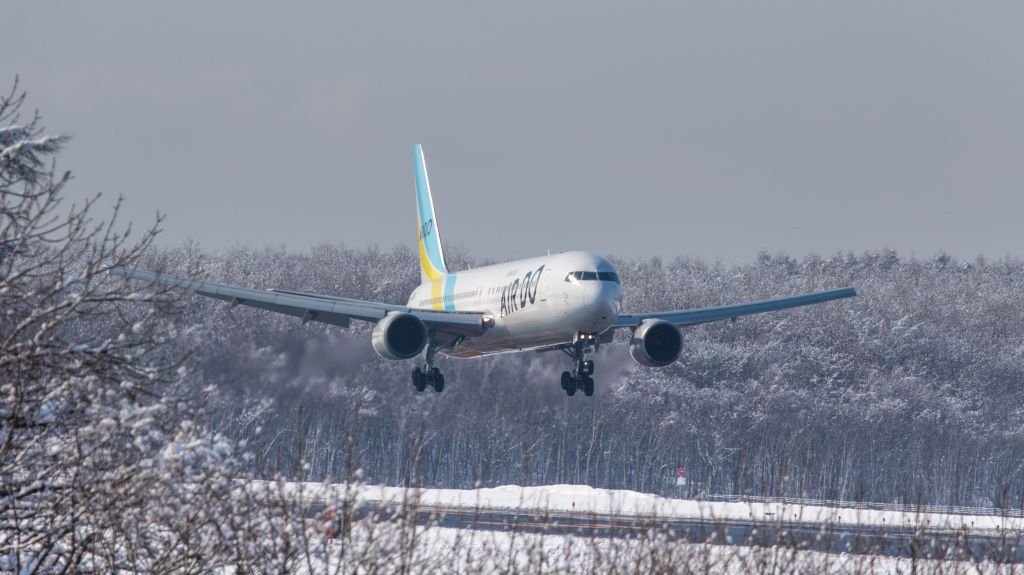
[[565, 271, 620, 283]]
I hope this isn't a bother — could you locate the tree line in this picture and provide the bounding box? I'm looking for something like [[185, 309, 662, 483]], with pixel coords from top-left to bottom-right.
[[132, 241, 1024, 509]]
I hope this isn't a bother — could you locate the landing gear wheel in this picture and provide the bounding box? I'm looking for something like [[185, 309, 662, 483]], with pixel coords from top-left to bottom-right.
[[431, 368, 445, 393], [582, 376, 594, 397], [565, 381, 577, 397], [412, 368, 427, 392], [560, 371, 572, 391]]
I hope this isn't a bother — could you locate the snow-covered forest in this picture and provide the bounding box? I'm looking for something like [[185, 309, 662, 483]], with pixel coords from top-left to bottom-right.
[[6, 78, 1024, 571], [135, 237, 1024, 509]]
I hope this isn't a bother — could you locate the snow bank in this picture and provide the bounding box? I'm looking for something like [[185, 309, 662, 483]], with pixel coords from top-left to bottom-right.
[[277, 481, 1024, 534]]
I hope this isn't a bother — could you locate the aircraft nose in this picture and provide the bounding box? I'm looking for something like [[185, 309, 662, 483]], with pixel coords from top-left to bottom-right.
[[582, 281, 622, 323]]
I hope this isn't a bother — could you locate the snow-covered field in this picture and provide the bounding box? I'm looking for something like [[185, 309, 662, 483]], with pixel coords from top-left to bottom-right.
[[283, 482, 1024, 534], [303, 517, 1011, 575], [232, 482, 1024, 573], [390, 525, 1000, 575]]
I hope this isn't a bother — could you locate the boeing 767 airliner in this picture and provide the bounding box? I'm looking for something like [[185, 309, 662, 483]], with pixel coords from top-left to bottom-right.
[[111, 145, 856, 397]]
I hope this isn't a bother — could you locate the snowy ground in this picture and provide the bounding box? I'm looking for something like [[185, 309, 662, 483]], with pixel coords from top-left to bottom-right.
[[304, 521, 1013, 575], [398, 525, 1006, 575], [236, 482, 1024, 573], [281, 482, 1024, 534]]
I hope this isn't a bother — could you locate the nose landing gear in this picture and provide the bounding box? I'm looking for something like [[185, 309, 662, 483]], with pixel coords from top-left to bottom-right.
[[560, 333, 597, 397]]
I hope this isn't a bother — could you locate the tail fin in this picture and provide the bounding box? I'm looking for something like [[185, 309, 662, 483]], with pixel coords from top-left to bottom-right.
[[413, 144, 448, 283]]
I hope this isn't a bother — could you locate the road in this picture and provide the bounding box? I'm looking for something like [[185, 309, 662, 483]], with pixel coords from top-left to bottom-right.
[[316, 503, 1024, 563]]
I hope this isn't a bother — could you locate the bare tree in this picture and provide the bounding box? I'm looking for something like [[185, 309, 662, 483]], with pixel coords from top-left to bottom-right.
[[0, 78, 264, 572]]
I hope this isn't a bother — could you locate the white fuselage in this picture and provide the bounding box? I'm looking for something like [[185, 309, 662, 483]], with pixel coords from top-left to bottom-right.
[[407, 251, 623, 357]]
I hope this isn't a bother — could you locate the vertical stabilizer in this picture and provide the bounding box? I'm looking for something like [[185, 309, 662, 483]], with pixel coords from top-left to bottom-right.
[[413, 144, 449, 284]]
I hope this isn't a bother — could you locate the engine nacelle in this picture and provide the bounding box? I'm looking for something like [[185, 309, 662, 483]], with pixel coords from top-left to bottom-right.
[[371, 313, 429, 360], [629, 319, 683, 367]]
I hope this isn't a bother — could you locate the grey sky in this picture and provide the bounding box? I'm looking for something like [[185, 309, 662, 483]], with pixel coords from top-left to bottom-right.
[[6, 1, 1023, 263]]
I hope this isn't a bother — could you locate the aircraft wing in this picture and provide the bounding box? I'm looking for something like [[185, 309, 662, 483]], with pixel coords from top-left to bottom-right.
[[611, 287, 856, 329], [108, 267, 490, 337]]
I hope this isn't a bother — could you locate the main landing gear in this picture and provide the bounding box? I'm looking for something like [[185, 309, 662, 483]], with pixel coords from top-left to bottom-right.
[[412, 343, 445, 393], [560, 333, 596, 397], [412, 366, 444, 393]]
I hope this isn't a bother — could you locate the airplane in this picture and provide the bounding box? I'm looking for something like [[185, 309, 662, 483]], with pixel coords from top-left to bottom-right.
[[110, 145, 856, 397]]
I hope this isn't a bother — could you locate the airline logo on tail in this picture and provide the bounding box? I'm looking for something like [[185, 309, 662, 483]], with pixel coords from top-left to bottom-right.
[[414, 145, 451, 309]]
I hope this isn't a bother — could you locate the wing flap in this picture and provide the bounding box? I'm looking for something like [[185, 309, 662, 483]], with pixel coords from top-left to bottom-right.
[[268, 288, 403, 310], [613, 287, 856, 329]]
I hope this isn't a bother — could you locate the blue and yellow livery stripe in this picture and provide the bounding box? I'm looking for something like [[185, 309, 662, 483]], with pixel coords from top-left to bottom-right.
[[414, 144, 449, 307], [443, 274, 456, 311]]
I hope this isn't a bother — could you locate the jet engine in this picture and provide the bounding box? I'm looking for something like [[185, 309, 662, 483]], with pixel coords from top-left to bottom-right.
[[371, 313, 429, 360], [629, 319, 683, 367]]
